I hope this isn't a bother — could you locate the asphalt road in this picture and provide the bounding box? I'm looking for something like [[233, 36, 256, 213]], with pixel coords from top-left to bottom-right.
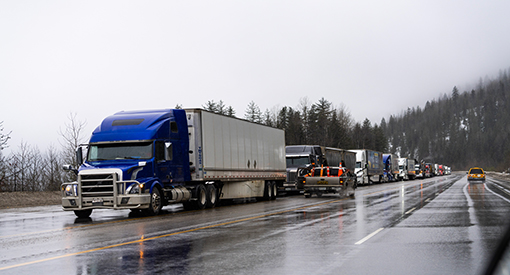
[[2, 173, 510, 275]]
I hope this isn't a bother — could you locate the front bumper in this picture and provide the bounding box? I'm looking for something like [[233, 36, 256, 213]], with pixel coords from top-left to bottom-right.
[[62, 193, 151, 210]]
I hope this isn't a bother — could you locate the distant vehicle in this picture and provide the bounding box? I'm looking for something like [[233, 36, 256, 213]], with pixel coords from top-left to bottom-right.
[[467, 167, 486, 182], [398, 158, 416, 180], [302, 166, 356, 198], [438, 164, 445, 176], [62, 109, 286, 218], [351, 149, 384, 184], [414, 159, 424, 179], [283, 145, 324, 193], [424, 163, 434, 177], [434, 164, 440, 176], [444, 166, 452, 175], [283, 146, 355, 193], [383, 153, 399, 181]]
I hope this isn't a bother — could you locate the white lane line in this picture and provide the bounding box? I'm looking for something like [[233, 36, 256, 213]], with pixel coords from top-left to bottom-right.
[[355, 228, 384, 245], [489, 182, 510, 196], [484, 183, 510, 204], [405, 207, 416, 215]]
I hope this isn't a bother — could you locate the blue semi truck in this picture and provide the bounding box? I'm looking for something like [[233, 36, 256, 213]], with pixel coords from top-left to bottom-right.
[[62, 109, 286, 218]]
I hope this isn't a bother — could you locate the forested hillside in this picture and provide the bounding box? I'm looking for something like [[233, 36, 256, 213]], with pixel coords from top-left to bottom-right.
[[382, 70, 510, 171]]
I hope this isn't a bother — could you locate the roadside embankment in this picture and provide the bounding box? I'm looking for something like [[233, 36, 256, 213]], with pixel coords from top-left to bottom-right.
[[0, 191, 61, 209]]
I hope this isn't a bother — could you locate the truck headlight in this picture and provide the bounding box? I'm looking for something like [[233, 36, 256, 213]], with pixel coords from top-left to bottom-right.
[[63, 184, 78, 196], [126, 183, 144, 194]]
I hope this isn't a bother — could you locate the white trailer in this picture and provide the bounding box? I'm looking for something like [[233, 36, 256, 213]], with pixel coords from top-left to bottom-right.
[[186, 109, 287, 200]]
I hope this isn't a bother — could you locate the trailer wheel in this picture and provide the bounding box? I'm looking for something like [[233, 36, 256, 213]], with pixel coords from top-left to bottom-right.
[[74, 209, 92, 219], [144, 187, 162, 216], [196, 184, 207, 209], [263, 181, 272, 200], [262, 181, 271, 201], [270, 182, 277, 200], [206, 184, 217, 208]]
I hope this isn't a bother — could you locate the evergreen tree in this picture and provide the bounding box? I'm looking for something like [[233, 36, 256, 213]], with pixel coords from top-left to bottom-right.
[[244, 101, 262, 123]]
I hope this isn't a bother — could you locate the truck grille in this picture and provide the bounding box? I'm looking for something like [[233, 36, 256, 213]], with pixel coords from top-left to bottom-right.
[[287, 171, 296, 183], [80, 173, 117, 197]]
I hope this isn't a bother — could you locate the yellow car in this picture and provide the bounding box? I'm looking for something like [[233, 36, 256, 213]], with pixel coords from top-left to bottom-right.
[[467, 167, 486, 182]]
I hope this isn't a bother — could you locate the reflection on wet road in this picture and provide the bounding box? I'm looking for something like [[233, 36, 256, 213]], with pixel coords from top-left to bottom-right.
[[2, 173, 510, 274]]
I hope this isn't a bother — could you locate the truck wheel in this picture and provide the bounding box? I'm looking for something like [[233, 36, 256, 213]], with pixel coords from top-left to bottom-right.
[[206, 184, 217, 208], [270, 182, 277, 200], [74, 209, 92, 218], [196, 184, 207, 209], [263, 181, 271, 200], [144, 187, 162, 216]]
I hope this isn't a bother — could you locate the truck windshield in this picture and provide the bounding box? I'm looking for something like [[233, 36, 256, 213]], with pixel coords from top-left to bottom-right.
[[88, 142, 153, 161], [286, 156, 310, 168]]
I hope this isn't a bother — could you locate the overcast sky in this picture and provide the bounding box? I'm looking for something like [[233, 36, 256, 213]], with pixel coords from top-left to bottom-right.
[[1, 0, 510, 154]]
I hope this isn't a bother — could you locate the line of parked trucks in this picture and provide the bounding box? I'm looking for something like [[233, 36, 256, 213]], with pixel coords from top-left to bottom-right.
[[61, 108, 451, 218], [283, 146, 451, 194]]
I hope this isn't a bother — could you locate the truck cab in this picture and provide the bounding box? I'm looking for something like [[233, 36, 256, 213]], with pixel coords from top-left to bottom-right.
[[62, 109, 190, 218], [282, 145, 324, 193]]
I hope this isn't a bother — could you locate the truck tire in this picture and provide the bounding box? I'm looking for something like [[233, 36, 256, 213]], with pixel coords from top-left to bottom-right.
[[144, 187, 162, 216], [206, 184, 217, 208], [270, 182, 277, 200], [195, 184, 207, 209], [263, 181, 272, 201], [74, 209, 92, 219]]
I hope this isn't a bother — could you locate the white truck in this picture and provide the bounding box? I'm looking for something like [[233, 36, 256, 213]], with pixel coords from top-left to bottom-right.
[[398, 158, 416, 180], [351, 149, 384, 184]]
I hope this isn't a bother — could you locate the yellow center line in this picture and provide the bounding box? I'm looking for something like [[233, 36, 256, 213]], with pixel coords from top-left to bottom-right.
[[0, 198, 346, 271]]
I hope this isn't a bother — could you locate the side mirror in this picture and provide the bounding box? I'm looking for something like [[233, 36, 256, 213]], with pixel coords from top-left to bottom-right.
[[76, 147, 83, 166], [63, 164, 78, 175]]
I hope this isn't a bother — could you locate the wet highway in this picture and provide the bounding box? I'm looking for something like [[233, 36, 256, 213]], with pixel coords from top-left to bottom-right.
[[2, 173, 510, 274]]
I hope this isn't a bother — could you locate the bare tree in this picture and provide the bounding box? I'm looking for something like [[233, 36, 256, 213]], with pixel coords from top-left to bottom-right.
[[59, 113, 87, 181], [0, 121, 11, 150], [11, 141, 33, 191], [43, 145, 63, 191], [25, 146, 44, 191], [0, 151, 9, 191]]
